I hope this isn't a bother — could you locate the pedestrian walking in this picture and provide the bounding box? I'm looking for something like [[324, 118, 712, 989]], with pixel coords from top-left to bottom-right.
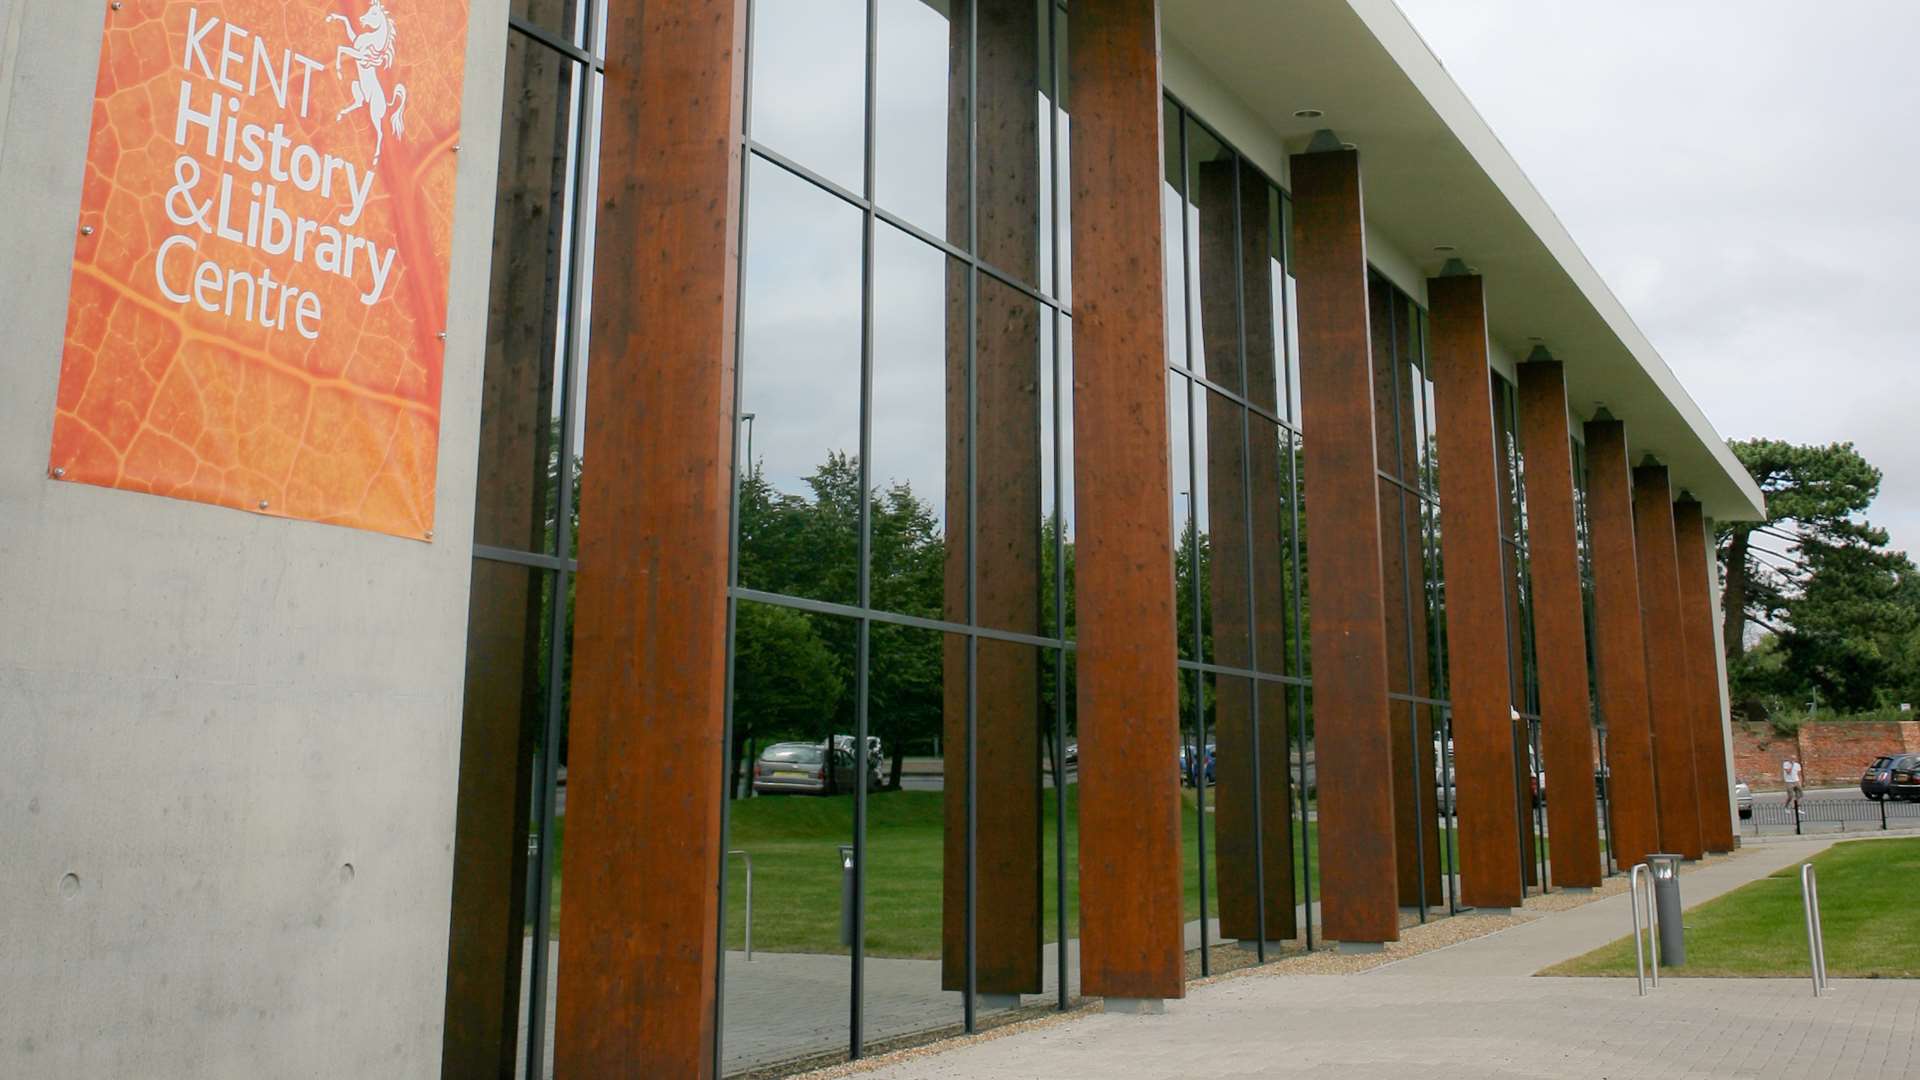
[[1782, 756, 1805, 810]]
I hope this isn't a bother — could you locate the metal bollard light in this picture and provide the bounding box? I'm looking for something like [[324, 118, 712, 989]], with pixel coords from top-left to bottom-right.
[[1648, 853, 1685, 967], [839, 844, 857, 948]]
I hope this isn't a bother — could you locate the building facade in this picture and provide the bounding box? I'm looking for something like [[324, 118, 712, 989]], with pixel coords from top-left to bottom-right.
[[1, 1, 1763, 1077]]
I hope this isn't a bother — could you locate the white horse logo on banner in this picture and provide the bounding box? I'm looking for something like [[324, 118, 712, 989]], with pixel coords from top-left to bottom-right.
[[328, 0, 408, 167]]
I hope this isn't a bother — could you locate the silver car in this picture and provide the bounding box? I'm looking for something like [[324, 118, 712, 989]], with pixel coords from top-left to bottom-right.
[[752, 741, 865, 795]]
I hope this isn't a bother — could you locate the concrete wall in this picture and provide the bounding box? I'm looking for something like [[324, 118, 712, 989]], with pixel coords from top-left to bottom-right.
[[0, 1, 507, 1074]]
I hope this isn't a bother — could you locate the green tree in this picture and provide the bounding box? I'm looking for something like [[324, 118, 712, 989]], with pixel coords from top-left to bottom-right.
[[1717, 438, 1918, 714], [1718, 439, 1884, 659], [730, 601, 845, 795]]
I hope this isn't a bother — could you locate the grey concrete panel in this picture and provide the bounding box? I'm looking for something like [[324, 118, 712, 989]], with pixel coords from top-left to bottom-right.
[[0, 1, 510, 1074]]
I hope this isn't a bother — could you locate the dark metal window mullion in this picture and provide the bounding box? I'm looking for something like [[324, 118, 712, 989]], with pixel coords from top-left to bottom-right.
[[962, 0, 980, 1034], [714, 0, 760, 1068], [508, 14, 606, 71], [848, 0, 880, 1057], [524, 12, 600, 1070], [1274, 202, 1313, 949], [1172, 108, 1210, 978], [741, 139, 1068, 322], [1045, 0, 1070, 1013], [1225, 152, 1268, 962], [1390, 300, 1431, 923]]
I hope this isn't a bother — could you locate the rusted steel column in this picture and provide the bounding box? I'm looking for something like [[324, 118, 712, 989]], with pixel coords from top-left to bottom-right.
[[557, 1, 747, 1074], [1583, 418, 1661, 869], [1633, 462, 1706, 859], [1515, 360, 1603, 887], [941, 0, 1043, 998], [1675, 498, 1737, 853], [1288, 142, 1399, 943], [1069, 0, 1184, 999], [1426, 272, 1523, 910]]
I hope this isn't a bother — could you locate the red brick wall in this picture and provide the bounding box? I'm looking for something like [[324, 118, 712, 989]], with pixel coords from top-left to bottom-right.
[[1729, 720, 1920, 789]]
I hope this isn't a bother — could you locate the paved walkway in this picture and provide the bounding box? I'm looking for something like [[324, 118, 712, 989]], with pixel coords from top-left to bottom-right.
[[1379, 836, 1839, 977], [853, 973, 1920, 1079], [848, 837, 1920, 1079]]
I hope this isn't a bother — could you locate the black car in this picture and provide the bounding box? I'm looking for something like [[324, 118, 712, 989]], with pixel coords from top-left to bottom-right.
[[1862, 755, 1902, 800], [1887, 756, 1920, 802]]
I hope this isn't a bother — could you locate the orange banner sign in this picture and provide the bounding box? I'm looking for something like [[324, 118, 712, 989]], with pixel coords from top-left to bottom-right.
[[50, 0, 469, 540]]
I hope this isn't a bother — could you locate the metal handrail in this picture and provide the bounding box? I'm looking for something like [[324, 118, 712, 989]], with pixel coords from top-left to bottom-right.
[[729, 849, 754, 961], [1629, 861, 1660, 995], [1800, 863, 1827, 996]]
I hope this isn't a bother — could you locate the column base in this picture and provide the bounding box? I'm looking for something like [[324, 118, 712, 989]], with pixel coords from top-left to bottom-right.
[[976, 993, 1021, 1013], [1334, 940, 1386, 954], [1469, 906, 1515, 916], [1233, 940, 1288, 954], [1103, 997, 1167, 1015], [1557, 886, 1595, 894]]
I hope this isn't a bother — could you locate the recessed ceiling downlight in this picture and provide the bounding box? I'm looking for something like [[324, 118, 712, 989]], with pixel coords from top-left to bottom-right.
[[1293, 108, 1324, 119]]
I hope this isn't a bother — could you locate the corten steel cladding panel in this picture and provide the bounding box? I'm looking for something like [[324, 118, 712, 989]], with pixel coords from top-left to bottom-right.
[[1674, 500, 1738, 853], [1288, 146, 1399, 944], [1426, 274, 1523, 911], [555, 1, 747, 1075], [1515, 362, 1604, 887], [941, 0, 1043, 996], [1633, 464, 1706, 860], [1068, 0, 1185, 1000], [1583, 420, 1661, 869]]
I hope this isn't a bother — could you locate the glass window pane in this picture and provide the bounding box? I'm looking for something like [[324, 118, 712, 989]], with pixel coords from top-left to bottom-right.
[[474, 35, 577, 554], [1209, 673, 1294, 967], [1051, 5, 1071, 307], [724, 602, 858, 1074], [862, 624, 963, 1045], [1169, 371, 1195, 662], [749, 0, 868, 194], [511, 0, 586, 46], [874, 0, 968, 244], [972, 638, 1049, 1008], [1199, 388, 1249, 670], [1183, 116, 1233, 393], [973, 0, 1046, 285], [973, 274, 1045, 637], [1161, 99, 1187, 372], [1248, 414, 1291, 678], [1057, 316, 1075, 641], [445, 558, 548, 1077], [870, 224, 964, 622], [1042, 648, 1078, 1002], [737, 160, 864, 606]]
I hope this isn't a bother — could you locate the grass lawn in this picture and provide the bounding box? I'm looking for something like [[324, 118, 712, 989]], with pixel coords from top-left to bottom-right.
[[1542, 837, 1920, 978], [543, 790, 1534, 953]]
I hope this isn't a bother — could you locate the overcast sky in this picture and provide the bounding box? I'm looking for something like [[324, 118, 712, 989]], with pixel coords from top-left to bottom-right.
[[1393, 1, 1920, 553]]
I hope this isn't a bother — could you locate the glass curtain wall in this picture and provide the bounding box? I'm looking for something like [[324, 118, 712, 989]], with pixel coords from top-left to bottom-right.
[[446, 4, 603, 1079], [1572, 436, 1614, 873], [1162, 98, 1311, 977], [723, 1, 1075, 1074], [1367, 271, 1450, 919], [1493, 376, 1547, 891]]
